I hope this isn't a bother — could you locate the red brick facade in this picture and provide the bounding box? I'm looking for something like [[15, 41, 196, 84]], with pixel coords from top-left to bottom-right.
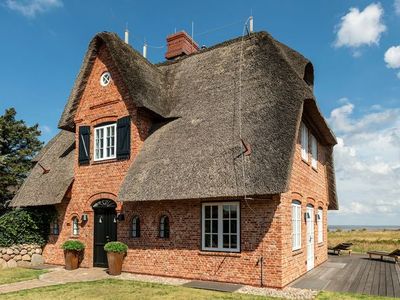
[[43, 44, 331, 288]]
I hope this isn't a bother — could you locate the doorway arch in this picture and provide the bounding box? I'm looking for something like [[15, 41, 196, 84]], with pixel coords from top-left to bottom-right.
[[92, 199, 117, 267]]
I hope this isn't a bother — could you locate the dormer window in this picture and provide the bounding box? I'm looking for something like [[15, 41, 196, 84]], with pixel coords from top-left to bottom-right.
[[94, 123, 116, 161], [100, 72, 111, 87]]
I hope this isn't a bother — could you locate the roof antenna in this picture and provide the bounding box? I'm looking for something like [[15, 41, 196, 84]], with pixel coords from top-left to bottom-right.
[[143, 39, 148, 58], [191, 21, 195, 51], [124, 23, 129, 44]]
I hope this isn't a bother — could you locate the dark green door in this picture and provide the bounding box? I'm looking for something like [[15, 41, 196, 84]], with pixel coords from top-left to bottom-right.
[[93, 207, 117, 267]]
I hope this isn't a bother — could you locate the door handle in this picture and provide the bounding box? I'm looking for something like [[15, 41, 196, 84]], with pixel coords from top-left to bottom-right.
[[106, 235, 110, 242]]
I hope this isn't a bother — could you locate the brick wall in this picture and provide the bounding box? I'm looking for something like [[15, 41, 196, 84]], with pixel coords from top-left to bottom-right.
[[279, 129, 330, 286], [42, 44, 331, 288]]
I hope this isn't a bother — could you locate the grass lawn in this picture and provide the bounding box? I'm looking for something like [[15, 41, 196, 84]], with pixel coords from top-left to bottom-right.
[[0, 279, 270, 299], [318, 291, 398, 300], [1, 279, 398, 300], [0, 268, 47, 285], [328, 230, 400, 253]]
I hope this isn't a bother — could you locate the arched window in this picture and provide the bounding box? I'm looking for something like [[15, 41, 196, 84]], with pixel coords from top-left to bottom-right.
[[72, 217, 79, 236], [50, 220, 59, 235], [159, 215, 169, 238], [132, 216, 140, 238], [292, 200, 301, 250]]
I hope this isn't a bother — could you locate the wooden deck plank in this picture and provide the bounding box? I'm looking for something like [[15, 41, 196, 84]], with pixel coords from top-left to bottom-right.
[[348, 258, 368, 293], [386, 262, 395, 297], [290, 255, 399, 298], [393, 263, 400, 297], [378, 260, 387, 296], [355, 258, 372, 294], [363, 259, 377, 295]]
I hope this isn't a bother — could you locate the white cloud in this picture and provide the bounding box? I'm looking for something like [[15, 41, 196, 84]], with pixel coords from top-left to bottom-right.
[[334, 3, 386, 49], [395, 0, 400, 15], [328, 101, 400, 225], [40, 125, 52, 134], [397, 71, 400, 79], [5, 0, 63, 18], [384, 46, 400, 69]]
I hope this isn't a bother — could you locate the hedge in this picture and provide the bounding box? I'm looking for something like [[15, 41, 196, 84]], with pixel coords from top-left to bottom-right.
[[0, 207, 57, 247]]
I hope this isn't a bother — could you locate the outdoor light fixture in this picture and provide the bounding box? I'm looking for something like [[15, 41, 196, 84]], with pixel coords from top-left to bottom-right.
[[81, 214, 88, 222], [117, 213, 125, 221]]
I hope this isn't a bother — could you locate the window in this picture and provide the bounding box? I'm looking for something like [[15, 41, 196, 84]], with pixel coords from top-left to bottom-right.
[[311, 134, 318, 170], [100, 72, 111, 87], [301, 122, 309, 161], [202, 202, 240, 252], [159, 215, 169, 238], [94, 123, 116, 161], [317, 208, 323, 243], [132, 216, 140, 238], [292, 201, 301, 250], [50, 220, 59, 235], [72, 217, 79, 236]]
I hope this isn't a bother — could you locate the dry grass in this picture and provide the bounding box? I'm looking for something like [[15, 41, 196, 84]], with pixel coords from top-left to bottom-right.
[[328, 230, 400, 253]]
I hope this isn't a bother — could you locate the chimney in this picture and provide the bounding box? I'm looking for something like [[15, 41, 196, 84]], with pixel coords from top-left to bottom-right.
[[165, 31, 199, 60]]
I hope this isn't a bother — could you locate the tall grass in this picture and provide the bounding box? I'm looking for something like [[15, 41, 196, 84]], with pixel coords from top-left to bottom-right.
[[328, 230, 400, 253]]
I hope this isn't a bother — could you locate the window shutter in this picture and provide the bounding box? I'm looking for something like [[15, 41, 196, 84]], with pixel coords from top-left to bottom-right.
[[78, 126, 90, 165], [116, 116, 131, 160]]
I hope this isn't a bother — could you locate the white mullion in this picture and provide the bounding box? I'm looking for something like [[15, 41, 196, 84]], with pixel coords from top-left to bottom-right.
[[218, 204, 222, 250]]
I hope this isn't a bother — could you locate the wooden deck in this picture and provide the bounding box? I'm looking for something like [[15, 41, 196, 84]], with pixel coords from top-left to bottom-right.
[[290, 254, 400, 297]]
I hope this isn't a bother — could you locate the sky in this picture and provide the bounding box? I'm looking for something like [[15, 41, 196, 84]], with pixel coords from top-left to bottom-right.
[[0, 0, 399, 225]]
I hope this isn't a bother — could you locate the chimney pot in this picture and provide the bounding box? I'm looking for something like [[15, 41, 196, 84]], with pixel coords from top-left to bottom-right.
[[165, 31, 199, 60]]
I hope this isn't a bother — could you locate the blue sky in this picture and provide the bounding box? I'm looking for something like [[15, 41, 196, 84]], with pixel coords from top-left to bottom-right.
[[0, 0, 399, 225]]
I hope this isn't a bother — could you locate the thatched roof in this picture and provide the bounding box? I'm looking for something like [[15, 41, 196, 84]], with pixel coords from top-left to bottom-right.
[[10, 130, 75, 207], [58, 32, 168, 131], [117, 31, 338, 209], [14, 31, 338, 210]]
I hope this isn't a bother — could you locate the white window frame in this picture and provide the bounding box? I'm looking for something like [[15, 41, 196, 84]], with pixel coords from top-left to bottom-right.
[[72, 217, 79, 236], [311, 134, 318, 170], [317, 208, 323, 243], [301, 122, 309, 162], [94, 123, 117, 161], [100, 72, 111, 87], [201, 202, 240, 252], [292, 201, 302, 251]]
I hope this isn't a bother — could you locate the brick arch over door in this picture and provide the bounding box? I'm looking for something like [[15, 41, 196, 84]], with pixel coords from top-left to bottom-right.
[[86, 192, 121, 211]]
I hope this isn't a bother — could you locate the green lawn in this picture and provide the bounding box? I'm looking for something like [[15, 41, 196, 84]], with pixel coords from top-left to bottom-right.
[[0, 268, 47, 285], [1, 279, 398, 300], [0, 279, 269, 300]]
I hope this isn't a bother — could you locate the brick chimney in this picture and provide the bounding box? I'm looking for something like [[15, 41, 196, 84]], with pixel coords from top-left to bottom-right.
[[165, 31, 199, 60]]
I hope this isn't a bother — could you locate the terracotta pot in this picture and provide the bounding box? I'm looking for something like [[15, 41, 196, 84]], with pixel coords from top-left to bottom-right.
[[107, 252, 125, 275], [64, 250, 80, 270]]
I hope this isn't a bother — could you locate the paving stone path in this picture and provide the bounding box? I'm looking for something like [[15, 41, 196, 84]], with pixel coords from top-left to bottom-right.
[[0, 266, 317, 299]]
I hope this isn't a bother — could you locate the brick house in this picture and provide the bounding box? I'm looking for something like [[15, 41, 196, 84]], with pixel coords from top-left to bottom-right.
[[11, 30, 338, 288]]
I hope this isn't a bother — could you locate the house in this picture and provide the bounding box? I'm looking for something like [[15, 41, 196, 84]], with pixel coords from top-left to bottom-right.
[[11, 30, 338, 288]]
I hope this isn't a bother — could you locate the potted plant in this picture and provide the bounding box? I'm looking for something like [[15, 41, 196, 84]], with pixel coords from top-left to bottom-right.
[[104, 241, 128, 275], [61, 240, 85, 270]]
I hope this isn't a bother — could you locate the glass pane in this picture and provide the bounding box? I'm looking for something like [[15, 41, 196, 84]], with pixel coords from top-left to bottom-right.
[[212, 220, 218, 233], [230, 205, 237, 218], [205, 206, 210, 219], [223, 205, 229, 219], [205, 220, 211, 233], [212, 206, 218, 218], [223, 234, 230, 248], [231, 220, 237, 234], [223, 220, 229, 234], [212, 234, 218, 248], [231, 235, 237, 248], [205, 234, 211, 247]]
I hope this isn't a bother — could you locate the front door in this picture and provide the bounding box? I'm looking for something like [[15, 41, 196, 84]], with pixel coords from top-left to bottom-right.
[[93, 202, 117, 267], [306, 205, 315, 271]]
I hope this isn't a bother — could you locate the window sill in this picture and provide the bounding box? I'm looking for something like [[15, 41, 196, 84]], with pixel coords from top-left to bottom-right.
[[312, 166, 318, 173], [301, 158, 310, 166], [198, 251, 241, 257], [292, 249, 303, 256], [69, 235, 80, 239], [318, 242, 324, 247], [92, 158, 118, 165]]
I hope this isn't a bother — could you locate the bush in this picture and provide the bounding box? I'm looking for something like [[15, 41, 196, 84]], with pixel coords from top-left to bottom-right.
[[104, 241, 128, 253], [0, 207, 57, 247], [61, 240, 85, 251]]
